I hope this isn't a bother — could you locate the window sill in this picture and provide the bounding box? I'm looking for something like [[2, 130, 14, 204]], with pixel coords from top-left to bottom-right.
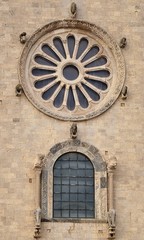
[[42, 218, 107, 223]]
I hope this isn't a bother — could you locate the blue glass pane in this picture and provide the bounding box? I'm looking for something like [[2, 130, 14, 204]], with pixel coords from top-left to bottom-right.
[[86, 194, 94, 202], [54, 202, 61, 209], [70, 202, 78, 210], [54, 185, 61, 193], [42, 44, 61, 61], [42, 82, 60, 100], [62, 202, 69, 209], [67, 35, 75, 58], [86, 70, 110, 78], [62, 185, 69, 193], [67, 87, 75, 111], [62, 178, 69, 185], [62, 210, 69, 217], [78, 210, 86, 218], [61, 161, 69, 169], [70, 178, 77, 185], [78, 202, 86, 209], [35, 77, 56, 89], [54, 169, 61, 176], [32, 68, 55, 76], [54, 210, 61, 218], [78, 161, 86, 168], [82, 83, 100, 101], [70, 194, 77, 201], [63, 65, 79, 81], [86, 211, 94, 218], [54, 194, 61, 201], [84, 57, 107, 67], [34, 55, 57, 66], [86, 178, 93, 185], [84, 78, 107, 91], [82, 46, 99, 62], [53, 37, 66, 58], [76, 38, 88, 59], [62, 194, 69, 201], [70, 210, 77, 218], [76, 86, 89, 108], [54, 178, 61, 184], [70, 161, 77, 169], [77, 178, 85, 185], [53, 85, 65, 108]]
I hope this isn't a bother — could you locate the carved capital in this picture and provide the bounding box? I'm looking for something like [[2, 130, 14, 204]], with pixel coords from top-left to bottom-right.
[[34, 154, 45, 172], [107, 156, 117, 173], [70, 123, 77, 139]]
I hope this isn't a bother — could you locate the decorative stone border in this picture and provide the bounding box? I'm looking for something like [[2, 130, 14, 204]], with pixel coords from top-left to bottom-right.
[[19, 19, 125, 121], [40, 139, 107, 221]]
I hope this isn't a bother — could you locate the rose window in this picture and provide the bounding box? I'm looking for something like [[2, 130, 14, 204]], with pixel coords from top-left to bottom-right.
[[19, 20, 125, 120]]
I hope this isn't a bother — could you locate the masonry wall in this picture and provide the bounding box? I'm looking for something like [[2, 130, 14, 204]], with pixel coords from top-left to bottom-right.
[[0, 0, 144, 240]]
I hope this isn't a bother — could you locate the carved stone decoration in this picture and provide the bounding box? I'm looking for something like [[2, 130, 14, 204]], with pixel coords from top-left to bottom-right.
[[15, 83, 23, 96], [107, 156, 117, 172], [40, 140, 107, 221], [70, 2, 77, 18], [35, 207, 41, 226], [41, 170, 48, 220], [33, 154, 45, 239], [70, 123, 77, 139], [108, 209, 116, 227], [121, 85, 128, 100], [107, 155, 117, 239], [119, 37, 127, 49], [19, 20, 125, 121], [19, 32, 27, 44]]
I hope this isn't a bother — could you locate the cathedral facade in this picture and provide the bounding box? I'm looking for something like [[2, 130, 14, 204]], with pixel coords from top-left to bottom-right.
[[0, 1, 143, 240]]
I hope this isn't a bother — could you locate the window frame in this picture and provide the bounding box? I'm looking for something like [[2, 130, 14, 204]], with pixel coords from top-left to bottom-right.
[[53, 152, 95, 219], [19, 20, 125, 121], [41, 140, 107, 222]]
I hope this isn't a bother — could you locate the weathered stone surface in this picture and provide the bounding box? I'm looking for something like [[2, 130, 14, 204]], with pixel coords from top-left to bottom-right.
[[0, 1, 144, 240], [100, 177, 107, 189]]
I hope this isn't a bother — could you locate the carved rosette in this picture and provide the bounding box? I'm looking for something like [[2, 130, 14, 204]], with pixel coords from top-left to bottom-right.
[[19, 20, 125, 121]]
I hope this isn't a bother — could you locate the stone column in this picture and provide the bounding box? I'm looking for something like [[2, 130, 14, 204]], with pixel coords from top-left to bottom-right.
[[107, 156, 117, 239], [33, 154, 44, 239]]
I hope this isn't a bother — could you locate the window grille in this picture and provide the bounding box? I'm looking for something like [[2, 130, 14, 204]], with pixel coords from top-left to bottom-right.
[[53, 152, 95, 218]]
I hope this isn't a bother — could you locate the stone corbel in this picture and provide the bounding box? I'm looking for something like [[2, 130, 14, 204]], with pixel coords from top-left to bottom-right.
[[70, 123, 77, 139], [107, 156, 117, 239], [33, 154, 45, 239]]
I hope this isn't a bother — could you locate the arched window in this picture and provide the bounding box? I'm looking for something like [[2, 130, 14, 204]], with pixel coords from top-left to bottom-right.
[[53, 152, 94, 218]]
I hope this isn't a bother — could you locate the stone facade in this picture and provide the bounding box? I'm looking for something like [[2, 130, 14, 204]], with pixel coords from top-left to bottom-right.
[[0, 1, 144, 240]]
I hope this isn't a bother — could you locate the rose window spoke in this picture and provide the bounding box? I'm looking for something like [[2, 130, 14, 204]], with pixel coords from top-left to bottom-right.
[[53, 85, 66, 108], [42, 44, 61, 62], [81, 46, 100, 63], [34, 77, 57, 89]]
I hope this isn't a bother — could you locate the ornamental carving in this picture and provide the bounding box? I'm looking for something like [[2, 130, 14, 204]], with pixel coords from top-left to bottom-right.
[[19, 20, 125, 121]]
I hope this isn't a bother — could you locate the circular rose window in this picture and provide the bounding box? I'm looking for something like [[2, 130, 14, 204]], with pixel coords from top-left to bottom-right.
[[19, 20, 125, 121]]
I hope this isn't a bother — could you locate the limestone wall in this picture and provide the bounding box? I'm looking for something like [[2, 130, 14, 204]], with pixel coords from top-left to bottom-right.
[[0, 1, 144, 240]]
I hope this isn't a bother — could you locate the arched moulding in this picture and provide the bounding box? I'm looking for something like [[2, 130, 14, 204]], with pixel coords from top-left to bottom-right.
[[19, 20, 125, 121], [40, 139, 108, 220]]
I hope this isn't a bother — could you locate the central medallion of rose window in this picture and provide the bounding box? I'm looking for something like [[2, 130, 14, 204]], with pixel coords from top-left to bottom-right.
[[19, 20, 125, 120]]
